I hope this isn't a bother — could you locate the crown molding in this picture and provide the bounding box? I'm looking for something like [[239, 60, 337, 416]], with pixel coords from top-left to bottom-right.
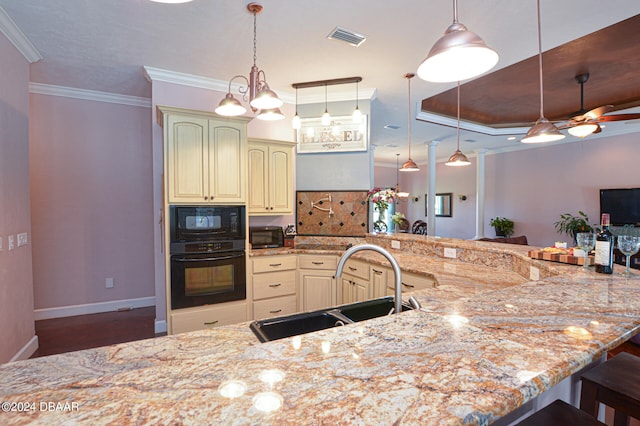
[[29, 83, 151, 108], [0, 6, 42, 63], [143, 66, 376, 105]]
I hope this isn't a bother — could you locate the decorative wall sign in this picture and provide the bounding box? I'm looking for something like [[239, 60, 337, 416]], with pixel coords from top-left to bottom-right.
[[297, 115, 368, 154], [296, 191, 369, 236]]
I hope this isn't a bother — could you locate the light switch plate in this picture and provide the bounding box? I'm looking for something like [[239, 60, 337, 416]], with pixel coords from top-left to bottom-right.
[[391, 240, 400, 249], [106, 277, 114, 289], [17, 233, 28, 247], [0, 236, 3, 251], [444, 247, 457, 259], [530, 266, 540, 281], [8, 235, 14, 251]]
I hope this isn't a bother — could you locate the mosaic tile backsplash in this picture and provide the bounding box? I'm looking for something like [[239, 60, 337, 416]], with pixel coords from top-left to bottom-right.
[[296, 191, 369, 236]]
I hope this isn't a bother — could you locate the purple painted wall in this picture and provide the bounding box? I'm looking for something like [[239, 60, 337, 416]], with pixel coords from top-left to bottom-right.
[[0, 34, 35, 363], [29, 94, 154, 309]]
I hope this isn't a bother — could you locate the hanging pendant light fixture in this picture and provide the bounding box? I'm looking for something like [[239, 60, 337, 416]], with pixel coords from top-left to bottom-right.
[[215, 3, 283, 119], [446, 81, 471, 166], [257, 108, 285, 121], [521, 0, 565, 143], [292, 87, 301, 129], [321, 83, 331, 126], [395, 154, 410, 197], [400, 73, 419, 172], [417, 0, 498, 83], [352, 80, 363, 123]]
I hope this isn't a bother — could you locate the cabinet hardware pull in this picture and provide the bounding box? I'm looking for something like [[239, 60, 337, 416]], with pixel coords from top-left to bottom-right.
[[203, 320, 219, 325], [269, 309, 282, 314], [269, 263, 282, 267], [401, 282, 415, 288], [348, 266, 357, 271], [373, 269, 382, 274], [269, 283, 281, 287], [311, 261, 324, 265]]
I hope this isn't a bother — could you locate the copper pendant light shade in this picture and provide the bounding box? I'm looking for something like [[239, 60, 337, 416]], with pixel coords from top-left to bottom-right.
[[400, 73, 419, 172], [521, 0, 565, 143]]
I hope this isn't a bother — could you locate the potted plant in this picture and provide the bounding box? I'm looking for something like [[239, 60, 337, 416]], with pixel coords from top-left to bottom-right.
[[554, 211, 594, 243], [490, 217, 514, 238]]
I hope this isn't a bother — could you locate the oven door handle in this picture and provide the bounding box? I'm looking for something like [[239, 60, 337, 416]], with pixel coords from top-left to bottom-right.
[[173, 253, 244, 262]]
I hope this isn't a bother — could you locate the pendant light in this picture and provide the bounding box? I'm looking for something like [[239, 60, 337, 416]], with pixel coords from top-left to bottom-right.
[[395, 154, 410, 197], [321, 84, 331, 126], [400, 73, 419, 172], [215, 3, 283, 118], [352, 81, 363, 123], [417, 0, 498, 83], [257, 108, 284, 121], [292, 87, 301, 129], [445, 81, 471, 166], [521, 0, 565, 143]]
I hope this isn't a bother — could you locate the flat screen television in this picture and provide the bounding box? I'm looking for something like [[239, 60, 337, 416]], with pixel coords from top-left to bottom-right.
[[600, 188, 640, 226]]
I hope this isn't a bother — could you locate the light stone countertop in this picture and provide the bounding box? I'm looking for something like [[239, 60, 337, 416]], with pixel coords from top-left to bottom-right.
[[1, 234, 639, 425]]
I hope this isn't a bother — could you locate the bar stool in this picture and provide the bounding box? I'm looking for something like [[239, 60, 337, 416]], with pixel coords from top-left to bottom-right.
[[515, 400, 605, 425], [580, 352, 640, 426]]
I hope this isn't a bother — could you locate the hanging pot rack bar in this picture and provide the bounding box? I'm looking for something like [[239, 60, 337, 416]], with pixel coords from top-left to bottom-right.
[[292, 76, 362, 89]]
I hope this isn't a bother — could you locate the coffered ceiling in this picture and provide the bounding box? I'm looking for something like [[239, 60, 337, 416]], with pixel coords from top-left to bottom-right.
[[1, 0, 639, 165]]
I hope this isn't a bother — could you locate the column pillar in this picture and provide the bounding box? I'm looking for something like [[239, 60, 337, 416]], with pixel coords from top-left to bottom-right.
[[427, 141, 439, 236], [474, 148, 488, 239]]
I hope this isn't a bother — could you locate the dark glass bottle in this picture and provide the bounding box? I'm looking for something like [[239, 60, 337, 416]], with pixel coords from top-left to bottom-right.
[[594, 213, 614, 274]]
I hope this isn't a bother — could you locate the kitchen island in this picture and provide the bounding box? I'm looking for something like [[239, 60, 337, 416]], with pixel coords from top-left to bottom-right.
[[2, 234, 639, 425]]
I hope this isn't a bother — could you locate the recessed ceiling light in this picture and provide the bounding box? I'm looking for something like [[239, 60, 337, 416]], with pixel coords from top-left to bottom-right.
[[384, 125, 400, 130]]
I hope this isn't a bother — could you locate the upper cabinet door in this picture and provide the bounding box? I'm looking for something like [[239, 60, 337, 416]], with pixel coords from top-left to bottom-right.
[[269, 146, 292, 214], [247, 143, 269, 213], [209, 123, 246, 204], [167, 115, 209, 203]]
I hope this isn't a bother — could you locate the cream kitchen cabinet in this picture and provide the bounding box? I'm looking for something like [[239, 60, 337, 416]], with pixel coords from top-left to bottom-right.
[[159, 106, 251, 204], [247, 139, 295, 215], [385, 269, 437, 295], [170, 301, 247, 334], [297, 254, 338, 312], [338, 258, 371, 305], [251, 255, 298, 320]]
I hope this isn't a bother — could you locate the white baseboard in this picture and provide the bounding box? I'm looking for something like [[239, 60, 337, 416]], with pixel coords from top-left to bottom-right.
[[10, 335, 39, 362], [34, 296, 156, 321], [154, 320, 167, 334]]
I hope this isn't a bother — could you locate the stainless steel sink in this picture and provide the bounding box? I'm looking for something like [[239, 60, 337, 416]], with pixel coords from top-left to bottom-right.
[[249, 296, 414, 342]]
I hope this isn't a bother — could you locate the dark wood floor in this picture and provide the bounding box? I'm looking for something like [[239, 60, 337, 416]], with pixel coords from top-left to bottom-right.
[[30, 306, 640, 360], [30, 306, 163, 358]]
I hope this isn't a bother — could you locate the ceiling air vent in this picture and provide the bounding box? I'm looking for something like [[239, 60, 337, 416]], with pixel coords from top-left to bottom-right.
[[327, 26, 367, 47]]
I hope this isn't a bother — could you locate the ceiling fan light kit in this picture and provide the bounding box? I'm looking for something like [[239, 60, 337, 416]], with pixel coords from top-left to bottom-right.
[[215, 3, 283, 120], [568, 121, 599, 138], [521, 0, 565, 144], [417, 0, 498, 83]]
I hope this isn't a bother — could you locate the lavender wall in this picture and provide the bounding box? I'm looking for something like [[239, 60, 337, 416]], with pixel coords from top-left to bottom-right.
[[29, 94, 155, 310], [382, 134, 640, 247], [0, 34, 35, 363]]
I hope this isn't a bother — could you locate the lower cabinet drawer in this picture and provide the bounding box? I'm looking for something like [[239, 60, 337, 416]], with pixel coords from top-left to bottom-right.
[[253, 270, 296, 300], [298, 255, 338, 270], [170, 302, 247, 334], [253, 295, 297, 320]]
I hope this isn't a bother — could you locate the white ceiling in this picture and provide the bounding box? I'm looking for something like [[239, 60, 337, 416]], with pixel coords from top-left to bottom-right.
[[2, 0, 640, 165]]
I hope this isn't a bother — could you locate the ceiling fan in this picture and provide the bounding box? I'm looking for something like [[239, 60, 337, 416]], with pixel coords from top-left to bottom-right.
[[558, 72, 640, 138]]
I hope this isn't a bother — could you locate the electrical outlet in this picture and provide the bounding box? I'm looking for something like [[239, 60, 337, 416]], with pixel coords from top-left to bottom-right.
[[106, 277, 114, 289], [17, 233, 28, 247], [391, 240, 400, 249], [8, 235, 14, 251], [444, 247, 457, 259], [530, 266, 540, 281]]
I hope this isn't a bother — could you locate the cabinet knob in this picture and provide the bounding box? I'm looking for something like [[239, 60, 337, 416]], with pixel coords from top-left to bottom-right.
[[270, 207, 274, 210], [265, 207, 269, 210], [204, 196, 208, 200]]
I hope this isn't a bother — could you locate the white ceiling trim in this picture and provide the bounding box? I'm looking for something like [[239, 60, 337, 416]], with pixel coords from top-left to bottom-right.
[[0, 6, 42, 63], [143, 66, 376, 105], [29, 83, 151, 108]]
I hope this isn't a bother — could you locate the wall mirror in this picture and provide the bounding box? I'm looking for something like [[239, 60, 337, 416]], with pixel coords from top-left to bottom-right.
[[425, 192, 452, 217]]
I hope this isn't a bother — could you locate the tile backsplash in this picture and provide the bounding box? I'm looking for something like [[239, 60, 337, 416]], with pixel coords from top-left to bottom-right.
[[296, 191, 369, 236]]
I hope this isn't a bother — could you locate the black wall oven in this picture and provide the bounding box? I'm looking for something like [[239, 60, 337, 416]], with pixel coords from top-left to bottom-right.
[[169, 206, 246, 310]]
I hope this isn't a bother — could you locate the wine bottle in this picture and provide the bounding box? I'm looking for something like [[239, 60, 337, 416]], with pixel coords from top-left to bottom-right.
[[594, 213, 614, 274]]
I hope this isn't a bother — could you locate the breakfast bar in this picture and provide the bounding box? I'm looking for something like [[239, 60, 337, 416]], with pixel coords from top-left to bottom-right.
[[1, 235, 639, 425]]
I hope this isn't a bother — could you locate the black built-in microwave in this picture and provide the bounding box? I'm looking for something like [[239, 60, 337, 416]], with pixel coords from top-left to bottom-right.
[[170, 205, 245, 245]]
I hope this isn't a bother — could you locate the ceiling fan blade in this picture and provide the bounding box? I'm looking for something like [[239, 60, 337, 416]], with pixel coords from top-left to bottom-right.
[[584, 105, 614, 120], [597, 113, 640, 122]]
